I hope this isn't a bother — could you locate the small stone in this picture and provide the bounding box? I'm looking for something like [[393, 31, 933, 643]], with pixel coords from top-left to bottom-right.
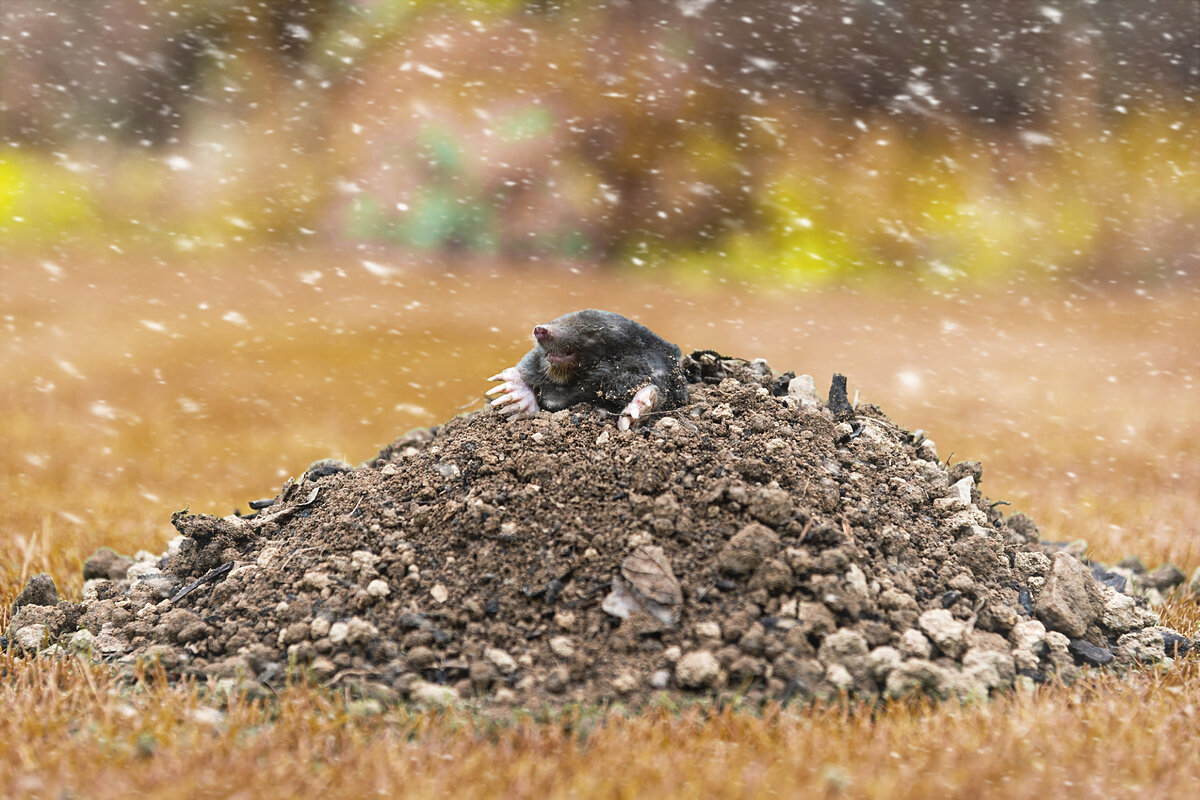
[[68, 629, 97, 654], [1160, 630, 1191, 657], [1147, 564, 1186, 592], [14, 624, 47, 650], [947, 461, 983, 486], [717, 522, 781, 576], [430, 584, 448, 604], [544, 666, 570, 694], [468, 661, 498, 688], [675, 650, 722, 689], [962, 647, 1015, 690], [1012, 647, 1040, 672], [1009, 619, 1047, 653], [918, 609, 968, 659], [411, 681, 459, 708], [612, 671, 639, 693], [825, 663, 854, 690], [1090, 565, 1128, 594], [649, 669, 671, 689], [1035, 552, 1103, 638], [1013, 551, 1052, 581], [406, 646, 437, 669], [304, 458, 353, 481], [277, 622, 309, 647], [748, 487, 793, 528], [885, 659, 952, 699], [749, 558, 794, 594], [549, 636, 575, 659], [310, 617, 331, 639], [366, 579, 390, 597], [345, 618, 378, 646], [12, 574, 58, 611], [1067, 639, 1114, 666], [1116, 629, 1167, 664], [328, 621, 349, 645], [866, 646, 902, 683], [817, 629, 869, 669], [787, 375, 819, 407], [934, 477, 974, 509], [898, 629, 933, 660], [83, 547, 134, 581], [127, 561, 161, 581], [485, 647, 518, 675], [1043, 632, 1075, 674], [1101, 591, 1157, 634], [694, 621, 722, 640]]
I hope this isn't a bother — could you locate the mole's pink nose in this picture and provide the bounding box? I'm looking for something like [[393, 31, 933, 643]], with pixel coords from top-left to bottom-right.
[[534, 325, 552, 342]]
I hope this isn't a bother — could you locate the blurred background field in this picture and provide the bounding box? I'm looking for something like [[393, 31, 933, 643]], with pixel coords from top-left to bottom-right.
[[1, 0, 1197, 280], [2, 2, 1200, 797]]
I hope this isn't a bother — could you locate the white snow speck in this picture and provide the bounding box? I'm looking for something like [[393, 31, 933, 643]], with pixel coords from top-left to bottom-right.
[[140, 320, 167, 333], [286, 23, 312, 42], [90, 401, 118, 420], [55, 359, 83, 378], [408, 63, 444, 79], [393, 403, 429, 416], [678, 0, 716, 18], [222, 310, 249, 327], [362, 259, 401, 278], [1018, 131, 1055, 147], [1039, 6, 1063, 23], [896, 371, 923, 392], [298, 270, 323, 285], [177, 397, 205, 415], [41, 261, 64, 278], [165, 155, 192, 171], [745, 55, 778, 72]]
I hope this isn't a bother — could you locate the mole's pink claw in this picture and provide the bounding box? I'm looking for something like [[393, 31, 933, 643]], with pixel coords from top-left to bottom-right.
[[618, 385, 659, 432], [486, 367, 540, 421]]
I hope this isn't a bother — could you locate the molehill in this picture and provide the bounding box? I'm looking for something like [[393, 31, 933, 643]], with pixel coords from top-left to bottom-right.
[[7, 354, 1193, 708]]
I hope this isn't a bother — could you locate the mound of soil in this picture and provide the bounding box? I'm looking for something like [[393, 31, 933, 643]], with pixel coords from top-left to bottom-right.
[[8, 355, 1192, 708]]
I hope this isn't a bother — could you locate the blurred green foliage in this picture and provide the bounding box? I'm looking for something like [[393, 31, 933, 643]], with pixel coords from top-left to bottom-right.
[[0, 0, 1196, 282]]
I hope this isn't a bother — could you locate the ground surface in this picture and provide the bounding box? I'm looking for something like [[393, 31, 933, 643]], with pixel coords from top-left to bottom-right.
[[2, 252, 1199, 797]]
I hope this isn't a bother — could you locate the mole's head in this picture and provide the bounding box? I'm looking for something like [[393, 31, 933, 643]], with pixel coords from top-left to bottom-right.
[[532, 309, 640, 383]]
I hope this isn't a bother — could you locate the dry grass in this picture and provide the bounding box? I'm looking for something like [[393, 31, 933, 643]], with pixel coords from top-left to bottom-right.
[[2, 251, 1199, 798]]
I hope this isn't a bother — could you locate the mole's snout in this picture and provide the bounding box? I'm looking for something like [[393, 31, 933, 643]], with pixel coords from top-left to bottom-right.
[[534, 325, 553, 343]]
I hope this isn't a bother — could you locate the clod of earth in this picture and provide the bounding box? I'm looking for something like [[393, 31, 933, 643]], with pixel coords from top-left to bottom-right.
[[7, 355, 1193, 709]]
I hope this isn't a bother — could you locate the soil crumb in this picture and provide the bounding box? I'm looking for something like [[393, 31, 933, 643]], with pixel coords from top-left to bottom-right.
[[9, 355, 1192, 708]]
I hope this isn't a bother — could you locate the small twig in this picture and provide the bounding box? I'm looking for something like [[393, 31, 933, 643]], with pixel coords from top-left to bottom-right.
[[170, 562, 233, 604]]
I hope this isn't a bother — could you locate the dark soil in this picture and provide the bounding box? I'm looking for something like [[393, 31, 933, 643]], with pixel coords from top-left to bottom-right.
[[8, 355, 1191, 708]]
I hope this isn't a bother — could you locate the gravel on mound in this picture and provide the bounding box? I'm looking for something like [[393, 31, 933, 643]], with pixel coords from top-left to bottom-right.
[[8, 355, 1193, 708]]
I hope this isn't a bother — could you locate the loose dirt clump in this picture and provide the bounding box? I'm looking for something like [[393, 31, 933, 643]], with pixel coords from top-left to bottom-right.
[[8, 355, 1193, 708]]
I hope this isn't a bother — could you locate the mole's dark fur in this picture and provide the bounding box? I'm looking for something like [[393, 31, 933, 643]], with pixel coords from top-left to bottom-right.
[[515, 309, 687, 414]]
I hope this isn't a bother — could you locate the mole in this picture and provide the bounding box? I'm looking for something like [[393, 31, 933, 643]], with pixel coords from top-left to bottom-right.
[[487, 309, 688, 431]]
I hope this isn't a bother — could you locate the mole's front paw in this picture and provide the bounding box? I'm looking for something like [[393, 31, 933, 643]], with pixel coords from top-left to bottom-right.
[[618, 385, 659, 432], [487, 367, 540, 421]]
